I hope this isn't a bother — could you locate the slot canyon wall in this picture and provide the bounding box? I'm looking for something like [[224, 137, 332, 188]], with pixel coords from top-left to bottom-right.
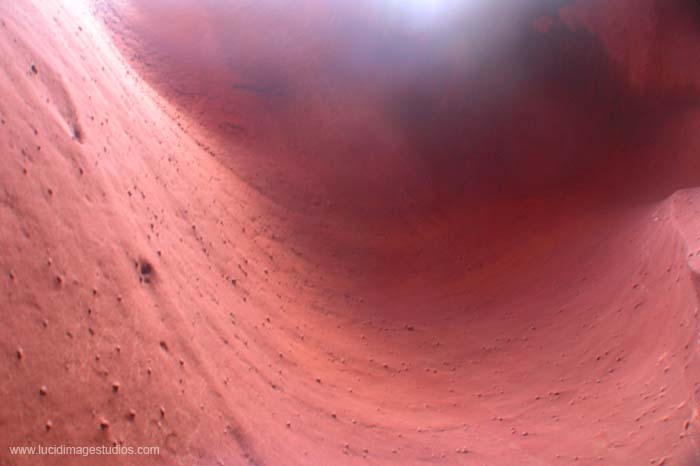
[[1, 0, 700, 465]]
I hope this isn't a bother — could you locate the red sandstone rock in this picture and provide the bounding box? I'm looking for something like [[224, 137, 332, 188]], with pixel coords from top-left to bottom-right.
[[1, 0, 699, 465]]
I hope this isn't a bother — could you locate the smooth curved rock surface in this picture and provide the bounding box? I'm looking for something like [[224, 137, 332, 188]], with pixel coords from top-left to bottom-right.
[[1, 0, 700, 465]]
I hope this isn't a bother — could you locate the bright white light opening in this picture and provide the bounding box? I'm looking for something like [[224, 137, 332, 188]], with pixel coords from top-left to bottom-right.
[[379, 0, 455, 31]]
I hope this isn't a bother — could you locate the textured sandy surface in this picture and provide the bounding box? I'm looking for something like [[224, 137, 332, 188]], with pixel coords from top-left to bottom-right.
[[1, 0, 700, 465]]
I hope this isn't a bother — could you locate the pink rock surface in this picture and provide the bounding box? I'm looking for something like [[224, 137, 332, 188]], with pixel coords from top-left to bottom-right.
[[1, 0, 699, 465]]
